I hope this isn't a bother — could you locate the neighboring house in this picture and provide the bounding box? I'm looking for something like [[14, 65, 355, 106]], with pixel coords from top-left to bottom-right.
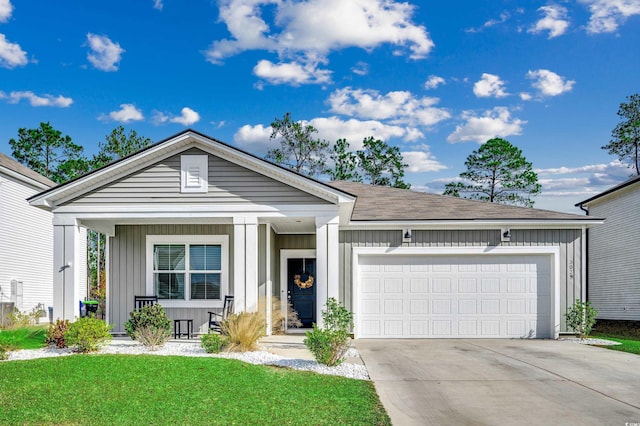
[[577, 175, 640, 321], [29, 130, 601, 338], [0, 153, 55, 320]]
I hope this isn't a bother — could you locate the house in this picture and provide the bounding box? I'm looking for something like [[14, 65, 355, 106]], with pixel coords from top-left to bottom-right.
[[28, 130, 602, 338], [577, 175, 640, 321], [0, 153, 55, 322]]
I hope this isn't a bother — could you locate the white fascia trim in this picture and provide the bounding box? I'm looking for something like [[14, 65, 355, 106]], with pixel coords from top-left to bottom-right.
[[145, 234, 229, 309], [31, 134, 194, 208], [52, 203, 339, 216], [341, 219, 603, 230], [0, 167, 52, 191], [351, 246, 561, 340]]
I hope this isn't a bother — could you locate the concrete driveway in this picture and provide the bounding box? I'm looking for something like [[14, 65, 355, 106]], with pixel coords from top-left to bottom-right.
[[356, 339, 640, 426]]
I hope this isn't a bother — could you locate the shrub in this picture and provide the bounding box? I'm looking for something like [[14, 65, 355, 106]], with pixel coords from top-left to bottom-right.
[[258, 296, 302, 334], [65, 317, 112, 353], [222, 312, 266, 352], [124, 304, 172, 339], [6, 304, 46, 329], [201, 332, 229, 353], [46, 319, 70, 348], [133, 325, 171, 351], [304, 298, 353, 367], [565, 299, 598, 339]]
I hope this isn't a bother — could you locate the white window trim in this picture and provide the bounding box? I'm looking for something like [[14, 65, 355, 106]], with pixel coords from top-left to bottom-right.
[[180, 155, 208, 193], [146, 234, 229, 308]]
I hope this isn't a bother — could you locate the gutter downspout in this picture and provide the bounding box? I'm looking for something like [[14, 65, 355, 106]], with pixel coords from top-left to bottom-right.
[[577, 203, 589, 303]]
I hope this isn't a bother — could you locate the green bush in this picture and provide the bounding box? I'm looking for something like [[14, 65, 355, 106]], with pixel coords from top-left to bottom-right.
[[304, 298, 353, 366], [46, 319, 70, 348], [200, 333, 229, 353], [133, 325, 172, 350], [6, 304, 46, 329], [222, 312, 265, 352], [565, 299, 598, 339], [65, 317, 112, 353], [124, 304, 172, 339]]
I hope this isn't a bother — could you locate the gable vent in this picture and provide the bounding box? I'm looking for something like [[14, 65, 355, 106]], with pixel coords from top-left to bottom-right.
[[181, 155, 208, 193]]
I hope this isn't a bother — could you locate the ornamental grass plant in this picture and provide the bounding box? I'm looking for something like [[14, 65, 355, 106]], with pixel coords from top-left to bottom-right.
[[222, 312, 265, 352]]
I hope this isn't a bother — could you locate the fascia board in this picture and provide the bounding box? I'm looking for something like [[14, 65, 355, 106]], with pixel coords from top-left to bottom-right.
[[340, 219, 604, 230]]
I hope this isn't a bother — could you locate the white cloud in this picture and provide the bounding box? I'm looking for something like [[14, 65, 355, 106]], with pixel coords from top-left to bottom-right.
[[402, 145, 447, 173], [99, 104, 144, 123], [447, 107, 526, 144], [0, 0, 13, 22], [1, 90, 73, 107], [465, 11, 510, 33], [253, 59, 332, 85], [351, 61, 368, 76], [205, 0, 434, 68], [527, 69, 575, 96], [528, 5, 570, 38], [519, 92, 533, 101], [233, 115, 419, 152], [86, 33, 124, 72], [579, 0, 640, 33], [473, 73, 508, 98], [327, 87, 450, 127], [153, 107, 201, 126], [0, 33, 27, 68], [170, 107, 200, 126], [310, 116, 418, 146], [424, 75, 445, 90], [153, 0, 163, 10]]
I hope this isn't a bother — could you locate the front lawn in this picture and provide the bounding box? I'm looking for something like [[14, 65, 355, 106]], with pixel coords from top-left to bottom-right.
[[591, 334, 640, 355], [0, 355, 390, 425], [592, 319, 640, 355]]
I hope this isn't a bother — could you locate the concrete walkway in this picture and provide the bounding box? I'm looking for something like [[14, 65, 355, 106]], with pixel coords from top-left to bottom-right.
[[356, 339, 640, 426]]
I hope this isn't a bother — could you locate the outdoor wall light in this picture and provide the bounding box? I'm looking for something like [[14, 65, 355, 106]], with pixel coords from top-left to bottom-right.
[[501, 228, 511, 242], [403, 229, 412, 242]]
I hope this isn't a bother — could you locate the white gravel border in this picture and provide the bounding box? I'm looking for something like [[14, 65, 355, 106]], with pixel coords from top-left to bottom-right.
[[4, 340, 370, 380], [560, 337, 622, 346]]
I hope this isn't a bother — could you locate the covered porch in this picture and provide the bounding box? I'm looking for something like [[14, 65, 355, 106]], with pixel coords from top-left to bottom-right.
[[51, 212, 341, 335]]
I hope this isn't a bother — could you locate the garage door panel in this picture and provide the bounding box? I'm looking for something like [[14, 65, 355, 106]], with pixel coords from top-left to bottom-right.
[[358, 254, 552, 338]]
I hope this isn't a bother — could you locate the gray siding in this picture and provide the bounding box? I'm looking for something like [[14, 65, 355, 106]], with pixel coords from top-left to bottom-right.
[[339, 228, 583, 332], [66, 148, 329, 206], [108, 224, 234, 334], [588, 186, 640, 320]]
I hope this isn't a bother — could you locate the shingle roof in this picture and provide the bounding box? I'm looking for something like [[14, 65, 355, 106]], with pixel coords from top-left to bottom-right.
[[576, 174, 640, 207], [327, 180, 592, 221], [0, 152, 55, 188]]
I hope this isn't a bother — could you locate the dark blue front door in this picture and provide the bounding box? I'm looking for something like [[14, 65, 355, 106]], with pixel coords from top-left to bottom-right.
[[287, 258, 316, 328]]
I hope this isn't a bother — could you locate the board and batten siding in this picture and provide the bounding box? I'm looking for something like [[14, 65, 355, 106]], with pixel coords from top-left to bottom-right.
[[65, 148, 329, 206], [587, 185, 640, 320], [338, 228, 583, 332], [0, 173, 53, 315], [108, 224, 234, 334]]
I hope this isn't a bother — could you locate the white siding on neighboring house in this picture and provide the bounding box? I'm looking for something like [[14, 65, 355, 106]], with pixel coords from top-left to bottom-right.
[[587, 184, 640, 320], [0, 173, 53, 316]]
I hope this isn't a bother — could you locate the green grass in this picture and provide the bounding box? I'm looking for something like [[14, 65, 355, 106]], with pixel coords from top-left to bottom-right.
[[0, 326, 47, 350], [0, 355, 390, 425], [591, 320, 640, 355], [591, 333, 640, 355]]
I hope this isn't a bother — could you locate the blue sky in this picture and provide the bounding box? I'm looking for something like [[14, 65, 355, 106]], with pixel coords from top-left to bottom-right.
[[1, 0, 639, 213]]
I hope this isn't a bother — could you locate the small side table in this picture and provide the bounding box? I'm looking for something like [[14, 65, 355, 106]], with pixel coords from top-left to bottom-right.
[[173, 319, 193, 339]]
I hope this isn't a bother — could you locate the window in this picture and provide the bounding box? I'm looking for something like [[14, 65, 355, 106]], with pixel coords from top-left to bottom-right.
[[147, 235, 228, 307]]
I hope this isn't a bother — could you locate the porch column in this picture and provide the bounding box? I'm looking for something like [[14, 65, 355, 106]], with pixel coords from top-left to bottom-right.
[[53, 222, 82, 321], [316, 216, 339, 327], [233, 217, 258, 313]]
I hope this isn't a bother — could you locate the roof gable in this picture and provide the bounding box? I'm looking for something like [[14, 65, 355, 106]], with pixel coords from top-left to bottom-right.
[[29, 130, 354, 209], [577, 175, 640, 207]]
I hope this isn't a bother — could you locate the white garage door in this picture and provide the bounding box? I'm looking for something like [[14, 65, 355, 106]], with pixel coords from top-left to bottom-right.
[[357, 255, 552, 338]]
